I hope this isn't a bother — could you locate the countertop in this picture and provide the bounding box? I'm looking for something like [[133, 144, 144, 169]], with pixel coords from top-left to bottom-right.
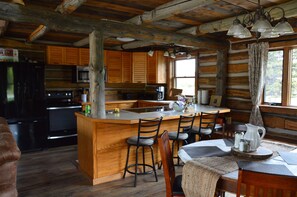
[[76, 104, 230, 124]]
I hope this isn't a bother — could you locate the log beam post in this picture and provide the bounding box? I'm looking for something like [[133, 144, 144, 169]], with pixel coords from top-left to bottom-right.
[[89, 30, 105, 118], [216, 49, 228, 106]]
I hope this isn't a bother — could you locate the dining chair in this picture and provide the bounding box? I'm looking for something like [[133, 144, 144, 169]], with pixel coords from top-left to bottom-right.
[[237, 168, 297, 197], [166, 113, 196, 165], [191, 111, 219, 141], [158, 131, 185, 197], [123, 117, 163, 187]]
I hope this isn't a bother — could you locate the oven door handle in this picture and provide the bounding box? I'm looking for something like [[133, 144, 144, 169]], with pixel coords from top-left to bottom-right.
[[46, 106, 82, 110]]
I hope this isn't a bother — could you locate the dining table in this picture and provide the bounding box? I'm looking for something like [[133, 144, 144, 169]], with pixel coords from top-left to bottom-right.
[[178, 138, 297, 196]]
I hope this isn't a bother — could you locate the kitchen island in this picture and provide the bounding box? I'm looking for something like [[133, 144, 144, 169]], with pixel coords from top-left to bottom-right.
[[75, 104, 230, 185]]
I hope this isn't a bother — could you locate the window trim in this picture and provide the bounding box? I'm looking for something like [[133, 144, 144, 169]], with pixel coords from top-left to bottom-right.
[[263, 47, 297, 108], [173, 58, 196, 96]]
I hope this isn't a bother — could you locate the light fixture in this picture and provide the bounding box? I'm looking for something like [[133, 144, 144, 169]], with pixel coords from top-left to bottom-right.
[[116, 37, 135, 42], [148, 49, 154, 57], [227, 0, 294, 39], [186, 53, 192, 59], [163, 51, 169, 57], [170, 52, 176, 59]]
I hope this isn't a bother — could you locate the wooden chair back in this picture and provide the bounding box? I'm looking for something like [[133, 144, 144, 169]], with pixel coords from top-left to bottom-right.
[[237, 169, 297, 197], [158, 131, 176, 197]]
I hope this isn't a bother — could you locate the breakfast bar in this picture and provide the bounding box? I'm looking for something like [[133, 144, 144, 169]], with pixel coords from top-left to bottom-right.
[[75, 104, 230, 185]]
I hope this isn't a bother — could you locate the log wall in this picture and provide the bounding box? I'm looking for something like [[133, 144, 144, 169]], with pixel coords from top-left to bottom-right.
[[198, 38, 297, 144]]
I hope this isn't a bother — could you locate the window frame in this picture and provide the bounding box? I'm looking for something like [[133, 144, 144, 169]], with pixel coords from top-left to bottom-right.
[[173, 58, 196, 96], [263, 47, 296, 107]]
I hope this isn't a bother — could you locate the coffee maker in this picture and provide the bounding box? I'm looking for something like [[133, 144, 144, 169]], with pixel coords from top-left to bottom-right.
[[156, 86, 165, 100]]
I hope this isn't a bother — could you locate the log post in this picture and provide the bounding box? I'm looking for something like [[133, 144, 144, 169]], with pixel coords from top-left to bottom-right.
[[216, 49, 228, 106], [89, 30, 105, 118]]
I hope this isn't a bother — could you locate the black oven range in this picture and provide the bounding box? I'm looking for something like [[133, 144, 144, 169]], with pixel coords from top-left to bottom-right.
[[46, 90, 81, 147]]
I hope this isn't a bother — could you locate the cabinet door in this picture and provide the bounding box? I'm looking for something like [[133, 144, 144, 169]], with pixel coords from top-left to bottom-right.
[[122, 52, 132, 83], [156, 51, 166, 83], [46, 46, 64, 65], [132, 52, 147, 83], [147, 52, 157, 83], [106, 50, 122, 83], [64, 47, 79, 65], [79, 48, 89, 66]]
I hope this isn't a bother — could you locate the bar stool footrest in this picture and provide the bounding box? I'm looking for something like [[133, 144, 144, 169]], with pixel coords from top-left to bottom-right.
[[125, 163, 156, 175]]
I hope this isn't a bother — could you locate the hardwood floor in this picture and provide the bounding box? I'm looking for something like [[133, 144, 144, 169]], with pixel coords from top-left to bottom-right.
[[17, 145, 176, 197]]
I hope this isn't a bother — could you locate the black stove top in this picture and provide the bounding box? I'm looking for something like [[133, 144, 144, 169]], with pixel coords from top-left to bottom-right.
[[45, 90, 80, 107], [124, 106, 172, 113]]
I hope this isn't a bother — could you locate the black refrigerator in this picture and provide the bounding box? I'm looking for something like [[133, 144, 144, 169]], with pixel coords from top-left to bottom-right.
[[0, 62, 47, 152]]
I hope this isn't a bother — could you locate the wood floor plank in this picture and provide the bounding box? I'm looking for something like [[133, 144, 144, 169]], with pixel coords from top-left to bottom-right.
[[17, 145, 180, 197]]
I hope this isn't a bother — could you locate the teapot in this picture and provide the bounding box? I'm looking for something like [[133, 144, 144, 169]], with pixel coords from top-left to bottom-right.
[[243, 124, 266, 151]]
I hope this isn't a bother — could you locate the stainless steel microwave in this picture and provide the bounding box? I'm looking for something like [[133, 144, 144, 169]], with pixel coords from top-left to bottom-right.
[[75, 66, 107, 83], [76, 66, 89, 83]]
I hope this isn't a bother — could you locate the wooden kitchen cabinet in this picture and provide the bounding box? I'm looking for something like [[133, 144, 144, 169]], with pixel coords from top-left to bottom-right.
[[64, 47, 79, 65], [79, 48, 89, 66], [106, 50, 122, 83], [47, 46, 78, 65], [78, 49, 107, 67], [147, 51, 166, 83], [132, 52, 147, 83], [122, 52, 132, 83], [46, 46, 64, 65]]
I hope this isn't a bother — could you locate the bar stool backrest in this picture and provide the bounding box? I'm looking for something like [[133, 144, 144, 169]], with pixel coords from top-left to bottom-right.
[[176, 114, 196, 139], [137, 117, 163, 145], [198, 111, 219, 134]]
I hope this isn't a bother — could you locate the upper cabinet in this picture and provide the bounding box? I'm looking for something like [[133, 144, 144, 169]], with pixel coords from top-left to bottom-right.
[[47, 46, 78, 66], [79, 48, 89, 66], [132, 52, 147, 83], [122, 52, 132, 83], [46, 46, 166, 84], [46, 46, 64, 65], [106, 50, 122, 83], [64, 47, 79, 65], [147, 51, 166, 84]]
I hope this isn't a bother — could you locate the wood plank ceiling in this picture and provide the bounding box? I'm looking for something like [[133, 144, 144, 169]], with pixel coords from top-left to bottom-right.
[[0, 0, 296, 51]]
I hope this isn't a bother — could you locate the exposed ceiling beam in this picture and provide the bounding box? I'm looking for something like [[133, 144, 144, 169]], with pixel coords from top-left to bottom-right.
[[27, 0, 86, 43], [0, 20, 8, 37], [73, 37, 89, 47], [75, 0, 216, 48], [55, 0, 86, 14], [112, 41, 161, 51], [177, 0, 297, 35], [126, 0, 216, 25], [0, 2, 226, 49], [12, 0, 25, 6], [27, 25, 49, 43]]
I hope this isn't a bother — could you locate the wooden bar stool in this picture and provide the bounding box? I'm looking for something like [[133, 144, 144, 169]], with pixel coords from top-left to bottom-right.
[[123, 117, 163, 187]]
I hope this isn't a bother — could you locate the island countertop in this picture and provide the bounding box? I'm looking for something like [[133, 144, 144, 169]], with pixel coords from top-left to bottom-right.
[[75, 104, 230, 124], [75, 104, 230, 185]]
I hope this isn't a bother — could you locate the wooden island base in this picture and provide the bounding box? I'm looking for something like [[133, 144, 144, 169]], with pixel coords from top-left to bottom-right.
[[75, 105, 230, 185]]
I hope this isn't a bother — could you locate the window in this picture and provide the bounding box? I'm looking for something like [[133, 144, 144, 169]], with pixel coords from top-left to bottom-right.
[[174, 59, 196, 95], [264, 47, 297, 106], [291, 49, 297, 105], [264, 50, 283, 104]]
